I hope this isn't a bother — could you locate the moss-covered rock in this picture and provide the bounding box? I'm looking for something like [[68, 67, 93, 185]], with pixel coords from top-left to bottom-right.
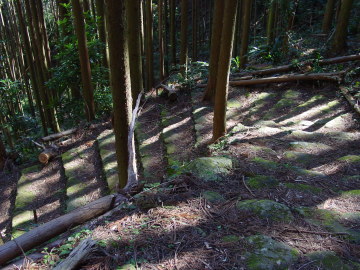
[[284, 183, 322, 194], [236, 199, 294, 222], [245, 235, 299, 270], [306, 251, 351, 270], [251, 157, 279, 170], [289, 141, 331, 151], [202, 190, 225, 203], [247, 175, 279, 189], [185, 157, 232, 181], [338, 155, 360, 163], [341, 190, 360, 197], [283, 151, 316, 165]]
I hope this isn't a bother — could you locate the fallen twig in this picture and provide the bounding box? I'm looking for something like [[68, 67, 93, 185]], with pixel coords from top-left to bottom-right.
[[242, 175, 255, 197]]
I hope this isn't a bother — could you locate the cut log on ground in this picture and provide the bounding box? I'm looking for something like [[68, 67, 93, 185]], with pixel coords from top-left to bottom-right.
[[233, 54, 360, 77], [38, 148, 58, 164], [0, 194, 127, 266], [197, 72, 344, 88], [53, 239, 97, 270], [160, 84, 177, 102], [339, 86, 360, 116], [41, 128, 77, 142]]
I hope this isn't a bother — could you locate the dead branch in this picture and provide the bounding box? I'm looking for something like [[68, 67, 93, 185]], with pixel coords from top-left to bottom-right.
[[339, 86, 360, 116], [0, 194, 126, 266], [41, 128, 77, 142]]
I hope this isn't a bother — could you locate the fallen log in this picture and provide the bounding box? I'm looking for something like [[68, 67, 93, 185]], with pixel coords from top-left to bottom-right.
[[339, 86, 360, 116], [160, 84, 177, 102], [233, 54, 360, 77], [38, 148, 58, 164], [197, 72, 344, 88], [41, 128, 77, 142], [229, 72, 343, 86], [53, 238, 97, 270], [0, 194, 126, 266]]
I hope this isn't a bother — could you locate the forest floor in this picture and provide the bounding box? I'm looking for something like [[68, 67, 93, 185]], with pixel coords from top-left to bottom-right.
[[1, 80, 360, 269]]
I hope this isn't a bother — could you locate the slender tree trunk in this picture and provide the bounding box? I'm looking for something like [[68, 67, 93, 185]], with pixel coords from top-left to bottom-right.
[[170, 0, 176, 65], [202, 0, 225, 103], [180, 0, 189, 77], [239, 0, 252, 68], [212, 0, 238, 141], [0, 136, 6, 170], [105, 0, 133, 189], [332, 0, 354, 54], [72, 0, 96, 121], [145, 0, 154, 91], [322, 0, 336, 34], [192, 0, 198, 60], [96, 0, 108, 68], [266, 0, 276, 46], [164, 0, 169, 76], [158, 0, 165, 80], [126, 0, 144, 104]]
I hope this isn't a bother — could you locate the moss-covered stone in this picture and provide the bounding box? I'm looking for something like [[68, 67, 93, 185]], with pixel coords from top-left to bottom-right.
[[222, 235, 240, 243], [338, 155, 360, 163], [296, 207, 360, 243], [245, 235, 299, 270], [185, 157, 232, 181], [306, 251, 351, 270], [247, 175, 279, 189], [289, 141, 331, 151], [284, 183, 321, 194], [251, 157, 279, 170], [237, 199, 294, 222], [227, 99, 242, 108], [283, 151, 316, 165], [341, 190, 360, 197], [202, 190, 225, 203]]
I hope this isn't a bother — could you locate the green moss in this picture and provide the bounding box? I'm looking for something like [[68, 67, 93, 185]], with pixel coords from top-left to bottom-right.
[[338, 155, 360, 163], [185, 157, 233, 181], [222, 235, 240, 243], [341, 190, 360, 197], [251, 157, 279, 170], [21, 165, 39, 174], [227, 99, 242, 108], [202, 191, 225, 203], [289, 141, 330, 151], [284, 183, 321, 194], [306, 251, 351, 270], [237, 199, 294, 222], [283, 151, 316, 165], [247, 175, 279, 189], [245, 235, 299, 270]]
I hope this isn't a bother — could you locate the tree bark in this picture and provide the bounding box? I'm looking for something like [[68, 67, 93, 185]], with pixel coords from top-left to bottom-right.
[[145, 0, 154, 91], [322, 0, 336, 34], [339, 86, 360, 115], [105, 0, 133, 189], [42, 128, 77, 142], [170, 0, 176, 65], [39, 149, 58, 164], [192, 0, 198, 60], [179, 0, 189, 77], [158, 0, 165, 80], [266, 0, 276, 46], [332, 0, 354, 54], [72, 0, 96, 121], [126, 0, 144, 104], [239, 0, 252, 68], [96, 0, 108, 68], [212, 0, 238, 141], [202, 0, 225, 103]]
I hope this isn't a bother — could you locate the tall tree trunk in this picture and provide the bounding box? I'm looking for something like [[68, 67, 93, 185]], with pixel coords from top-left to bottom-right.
[[322, 0, 337, 34], [145, 0, 154, 90], [202, 0, 225, 103], [192, 0, 198, 60], [266, 0, 276, 46], [332, 0, 354, 54], [170, 0, 176, 66], [105, 0, 134, 189], [239, 0, 252, 68], [72, 0, 96, 121], [158, 0, 165, 80], [126, 0, 144, 103], [179, 0, 189, 77], [212, 0, 237, 141], [95, 0, 108, 68], [0, 136, 6, 171]]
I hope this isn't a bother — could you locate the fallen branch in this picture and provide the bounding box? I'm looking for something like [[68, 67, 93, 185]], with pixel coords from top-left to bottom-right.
[[0, 194, 126, 266], [339, 86, 360, 116], [41, 128, 77, 142], [234, 54, 360, 77], [242, 175, 255, 197], [53, 238, 97, 270], [38, 148, 58, 164]]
